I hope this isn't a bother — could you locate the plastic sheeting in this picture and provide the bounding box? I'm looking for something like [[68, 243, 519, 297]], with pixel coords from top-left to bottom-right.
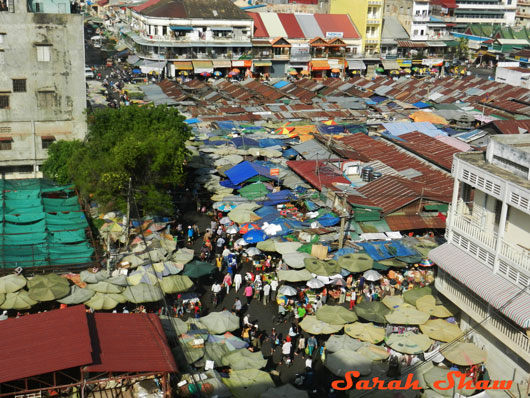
[[357, 240, 418, 261], [225, 161, 272, 185]]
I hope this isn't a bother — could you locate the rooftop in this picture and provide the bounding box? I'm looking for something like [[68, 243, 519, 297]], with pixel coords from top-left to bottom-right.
[[134, 0, 251, 19]]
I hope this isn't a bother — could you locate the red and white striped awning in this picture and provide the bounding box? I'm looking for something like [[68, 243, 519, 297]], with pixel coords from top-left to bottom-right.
[[429, 243, 530, 328]]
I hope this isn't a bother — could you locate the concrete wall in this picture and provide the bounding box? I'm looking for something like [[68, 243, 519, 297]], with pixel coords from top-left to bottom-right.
[[505, 207, 530, 249], [27, 0, 71, 14], [487, 135, 530, 180], [495, 67, 530, 89], [0, 3, 86, 178], [470, 190, 497, 235], [384, 0, 413, 33]]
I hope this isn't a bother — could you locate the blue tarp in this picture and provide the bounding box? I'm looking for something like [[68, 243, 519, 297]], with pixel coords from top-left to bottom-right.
[[267, 190, 295, 202], [273, 80, 289, 89], [259, 138, 285, 148], [442, 127, 462, 136], [357, 241, 418, 261], [305, 200, 319, 211], [364, 99, 377, 105], [413, 101, 431, 109], [318, 125, 345, 135], [231, 137, 259, 148], [370, 95, 387, 104], [333, 247, 357, 259], [317, 213, 340, 227], [255, 206, 279, 218], [243, 229, 267, 243], [184, 118, 201, 124], [344, 124, 367, 134], [217, 121, 237, 130], [203, 139, 227, 146], [283, 148, 298, 158], [225, 161, 272, 185], [220, 180, 242, 190]]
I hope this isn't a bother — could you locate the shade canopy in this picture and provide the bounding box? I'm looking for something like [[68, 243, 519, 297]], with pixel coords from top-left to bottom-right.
[[299, 316, 343, 335], [222, 369, 274, 398], [363, 270, 382, 281], [357, 343, 390, 361], [222, 349, 267, 370], [123, 284, 164, 303], [260, 384, 308, 398], [27, 274, 70, 302], [423, 366, 476, 397], [182, 261, 217, 278], [304, 258, 341, 276], [420, 319, 464, 343], [0, 290, 38, 310], [283, 252, 312, 269], [325, 334, 363, 353], [84, 292, 126, 310], [278, 285, 297, 296], [277, 269, 312, 282], [325, 350, 372, 377], [58, 285, 95, 305], [382, 295, 405, 310], [127, 266, 160, 286], [385, 332, 433, 354], [200, 310, 240, 334], [316, 305, 358, 325], [306, 278, 325, 289], [338, 253, 373, 273], [0, 274, 27, 294], [403, 286, 433, 305], [160, 275, 194, 294], [442, 342, 487, 366], [344, 322, 385, 344], [228, 208, 261, 224], [386, 307, 430, 325], [416, 295, 453, 318], [354, 301, 390, 323], [87, 281, 125, 294]]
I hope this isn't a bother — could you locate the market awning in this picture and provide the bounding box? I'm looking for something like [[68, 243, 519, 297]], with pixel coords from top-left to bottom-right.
[[170, 26, 193, 31], [211, 27, 233, 31], [429, 243, 530, 328], [173, 61, 193, 70], [382, 60, 400, 70], [192, 60, 213, 73], [347, 60, 366, 70], [397, 41, 428, 48], [253, 61, 272, 67], [212, 60, 231, 68], [232, 60, 252, 68], [311, 60, 330, 71], [426, 41, 447, 47]]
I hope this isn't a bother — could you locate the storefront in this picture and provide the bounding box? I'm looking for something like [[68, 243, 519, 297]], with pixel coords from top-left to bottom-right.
[[192, 60, 214, 76], [232, 60, 252, 78], [172, 61, 193, 78], [347, 59, 366, 76], [212, 60, 231, 78], [309, 60, 330, 78], [381, 60, 401, 76], [252, 60, 272, 77]]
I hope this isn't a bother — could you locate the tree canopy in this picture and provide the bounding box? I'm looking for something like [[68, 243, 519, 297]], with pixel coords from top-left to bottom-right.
[[42, 105, 191, 214]]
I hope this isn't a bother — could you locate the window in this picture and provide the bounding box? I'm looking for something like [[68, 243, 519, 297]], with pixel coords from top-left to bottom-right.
[[37, 91, 56, 108], [0, 50, 4, 65], [0, 95, 8, 109], [0, 33, 5, 43], [0, 138, 12, 150], [36, 45, 51, 62], [12, 79, 26, 92], [494, 199, 502, 226], [41, 136, 55, 149]]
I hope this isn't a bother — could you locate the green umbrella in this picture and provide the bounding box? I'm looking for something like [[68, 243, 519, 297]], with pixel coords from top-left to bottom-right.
[[372, 261, 390, 271], [58, 285, 95, 305], [0, 274, 27, 293], [27, 274, 70, 301], [239, 182, 269, 200], [204, 341, 232, 364], [182, 261, 216, 278], [85, 292, 126, 310], [304, 258, 341, 276], [354, 301, 390, 323], [222, 349, 267, 370], [396, 255, 422, 264], [234, 202, 261, 211], [299, 316, 343, 335], [274, 241, 302, 254], [403, 286, 433, 305], [442, 342, 487, 366], [385, 332, 433, 354], [80, 270, 108, 283], [256, 239, 279, 252], [171, 248, 195, 264], [382, 295, 405, 309], [378, 258, 407, 268], [423, 366, 476, 397], [223, 369, 274, 398], [0, 290, 37, 310], [325, 334, 363, 353], [87, 281, 124, 294], [123, 283, 164, 303], [0, 293, 5, 306], [106, 275, 128, 286], [338, 253, 373, 273], [385, 307, 430, 325], [277, 269, 312, 282], [356, 343, 390, 361], [228, 208, 261, 224], [283, 252, 312, 269], [325, 350, 372, 377], [178, 333, 206, 363], [420, 319, 464, 343], [344, 322, 385, 344], [200, 311, 240, 334], [316, 305, 358, 325], [261, 384, 308, 398], [416, 295, 453, 318], [160, 275, 194, 294]]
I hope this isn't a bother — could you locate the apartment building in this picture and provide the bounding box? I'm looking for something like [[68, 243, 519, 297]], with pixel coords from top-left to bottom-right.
[[454, 0, 517, 30], [0, 0, 86, 179], [430, 135, 530, 383]]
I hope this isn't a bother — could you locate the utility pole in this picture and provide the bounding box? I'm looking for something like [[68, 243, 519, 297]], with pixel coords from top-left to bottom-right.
[[338, 195, 348, 249], [125, 177, 132, 247]]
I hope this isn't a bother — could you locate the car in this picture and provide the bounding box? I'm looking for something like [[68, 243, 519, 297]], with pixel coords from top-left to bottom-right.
[[85, 67, 95, 79]]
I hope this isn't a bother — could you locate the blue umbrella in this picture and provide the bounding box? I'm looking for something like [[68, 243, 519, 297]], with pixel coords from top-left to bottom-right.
[[214, 71, 223, 77], [243, 229, 267, 243], [132, 68, 142, 74], [218, 202, 237, 212]]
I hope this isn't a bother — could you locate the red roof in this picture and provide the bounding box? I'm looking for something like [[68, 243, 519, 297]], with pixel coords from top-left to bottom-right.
[[278, 13, 305, 39], [133, 0, 160, 12], [287, 159, 350, 190], [248, 13, 269, 38], [314, 14, 361, 39], [86, 312, 177, 373], [391, 131, 462, 171], [0, 306, 92, 384], [484, 119, 530, 134]]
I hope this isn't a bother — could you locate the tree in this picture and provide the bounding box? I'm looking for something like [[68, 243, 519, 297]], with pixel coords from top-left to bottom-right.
[[41, 140, 84, 185], [43, 105, 191, 215], [456, 37, 469, 61]]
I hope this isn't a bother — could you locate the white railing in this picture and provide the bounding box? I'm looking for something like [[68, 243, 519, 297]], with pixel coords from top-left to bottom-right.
[[501, 241, 530, 273], [451, 214, 497, 251], [437, 273, 530, 362]]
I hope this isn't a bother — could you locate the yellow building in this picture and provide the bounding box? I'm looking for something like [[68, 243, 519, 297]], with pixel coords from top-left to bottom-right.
[[329, 0, 383, 54]]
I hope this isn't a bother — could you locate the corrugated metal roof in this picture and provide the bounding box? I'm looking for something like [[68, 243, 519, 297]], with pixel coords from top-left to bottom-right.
[[287, 159, 350, 190], [382, 122, 446, 137], [0, 305, 92, 384], [385, 213, 446, 230], [296, 14, 324, 38], [249, 12, 269, 37], [277, 13, 305, 39], [314, 14, 360, 39], [86, 312, 177, 373], [259, 12, 288, 38], [292, 139, 332, 160]]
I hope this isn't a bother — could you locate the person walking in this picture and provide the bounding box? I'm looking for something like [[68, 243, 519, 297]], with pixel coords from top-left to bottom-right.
[[232, 297, 242, 316], [270, 279, 278, 301], [234, 273, 242, 293], [244, 284, 253, 305], [282, 338, 293, 366], [307, 335, 317, 357], [223, 273, 232, 295], [262, 282, 270, 305]]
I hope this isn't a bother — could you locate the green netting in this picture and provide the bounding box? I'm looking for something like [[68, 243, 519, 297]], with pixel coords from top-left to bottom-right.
[[1, 179, 94, 268]]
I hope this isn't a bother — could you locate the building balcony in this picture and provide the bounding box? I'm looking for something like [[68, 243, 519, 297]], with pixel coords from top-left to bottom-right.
[[136, 33, 250, 44], [367, 0, 382, 4], [436, 270, 530, 364], [413, 15, 430, 22], [516, 11, 530, 17], [366, 18, 382, 25]]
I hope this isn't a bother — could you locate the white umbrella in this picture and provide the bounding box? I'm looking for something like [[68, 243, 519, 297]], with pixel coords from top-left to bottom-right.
[[278, 285, 297, 296], [220, 217, 231, 225], [282, 252, 312, 269], [226, 225, 239, 234], [363, 270, 383, 281], [306, 278, 325, 289], [235, 238, 248, 246], [246, 247, 262, 256]]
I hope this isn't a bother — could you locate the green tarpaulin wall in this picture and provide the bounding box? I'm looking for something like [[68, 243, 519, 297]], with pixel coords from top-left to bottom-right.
[[0, 179, 94, 269]]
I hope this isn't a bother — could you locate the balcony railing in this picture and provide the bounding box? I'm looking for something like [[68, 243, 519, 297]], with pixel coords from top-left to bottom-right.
[[500, 241, 530, 273], [436, 271, 530, 363], [451, 212, 497, 250]]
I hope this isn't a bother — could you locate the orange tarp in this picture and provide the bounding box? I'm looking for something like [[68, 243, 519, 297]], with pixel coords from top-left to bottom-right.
[[409, 111, 448, 125]]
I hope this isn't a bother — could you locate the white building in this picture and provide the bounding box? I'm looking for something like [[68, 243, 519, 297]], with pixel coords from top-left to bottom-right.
[[0, 0, 86, 179], [495, 66, 530, 88], [454, 0, 517, 28], [430, 135, 530, 384]]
